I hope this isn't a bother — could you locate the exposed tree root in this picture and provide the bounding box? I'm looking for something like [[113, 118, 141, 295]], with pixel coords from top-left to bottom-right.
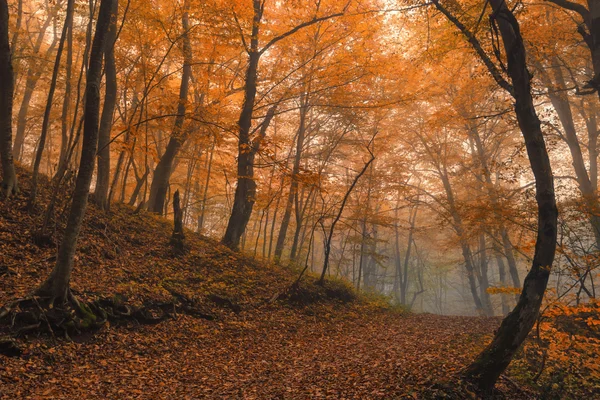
[[0, 292, 215, 357]]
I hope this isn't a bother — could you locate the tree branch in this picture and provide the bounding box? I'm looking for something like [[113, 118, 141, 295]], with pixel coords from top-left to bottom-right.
[[259, 11, 344, 55], [431, 0, 514, 97], [545, 0, 589, 20]]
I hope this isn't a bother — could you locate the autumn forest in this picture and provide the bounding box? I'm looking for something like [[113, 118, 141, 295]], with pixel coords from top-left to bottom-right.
[[0, 0, 599, 398]]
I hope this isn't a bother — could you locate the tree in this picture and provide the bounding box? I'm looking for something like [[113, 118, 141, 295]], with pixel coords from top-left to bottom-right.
[[28, 0, 75, 209], [95, 0, 119, 210], [36, 0, 114, 303], [146, 0, 193, 214], [221, 0, 345, 249], [0, 0, 17, 197], [432, 0, 558, 391]]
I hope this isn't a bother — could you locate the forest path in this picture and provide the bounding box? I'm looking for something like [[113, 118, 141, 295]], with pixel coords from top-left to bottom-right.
[[0, 307, 507, 399]]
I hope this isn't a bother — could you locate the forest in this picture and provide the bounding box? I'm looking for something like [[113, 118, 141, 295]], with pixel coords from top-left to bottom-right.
[[0, 0, 599, 398]]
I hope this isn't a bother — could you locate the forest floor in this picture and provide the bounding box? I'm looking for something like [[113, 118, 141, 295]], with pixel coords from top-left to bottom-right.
[[0, 170, 590, 399]]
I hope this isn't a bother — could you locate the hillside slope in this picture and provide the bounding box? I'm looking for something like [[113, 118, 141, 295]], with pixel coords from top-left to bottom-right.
[[0, 171, 531, 399]]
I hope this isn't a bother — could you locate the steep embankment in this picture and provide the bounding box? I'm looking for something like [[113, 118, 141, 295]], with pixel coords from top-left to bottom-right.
[[0, 170, 529, 399]]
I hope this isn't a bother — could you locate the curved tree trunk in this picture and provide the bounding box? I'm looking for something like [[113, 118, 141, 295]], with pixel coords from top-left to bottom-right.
[[460, 0, 558, 392], [36, 0, 114, 303], [0, 0, 18, 196], [95, 0, 119, 210]]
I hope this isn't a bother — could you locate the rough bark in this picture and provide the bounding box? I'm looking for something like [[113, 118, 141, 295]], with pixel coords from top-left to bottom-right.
[[36, 0, 114, 303], [0, 0, 18, 196], [95, 0, 119, 210]]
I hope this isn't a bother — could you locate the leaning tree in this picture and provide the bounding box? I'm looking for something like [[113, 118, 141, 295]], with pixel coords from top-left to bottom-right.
[[432, 0, 558, 393]]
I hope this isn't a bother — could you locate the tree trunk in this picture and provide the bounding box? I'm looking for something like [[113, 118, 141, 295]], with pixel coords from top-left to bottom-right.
[[536, 57, 600, 248], [95, 0, 118, 210], [29, 0, 75, 209], [274, 96, 308, 262], [198, 137, 215, 233], [319, 148, 375, 284], [221, 2, 261, 249], [478, 233, 494, 316], [36, 0, 114, 303], [170, 189, 185, 253], [0, 0, 18, 196], [147, 4, 193, 214], [13, 4, 59, 160], [461, 0, 558, 392], [492, 237, 511, 315], [58, 5, 74, 171]]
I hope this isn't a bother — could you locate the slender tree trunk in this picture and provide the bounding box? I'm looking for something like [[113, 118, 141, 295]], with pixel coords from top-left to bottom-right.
[[493, 237, 511, 315], [13, 5, 59, 160], [291, 188, 316, 261], [95, 0, 119, 209], [198, 137, 214, 233], [478, 233, 494, 316], [29, 0, 75, 209], [469, 123, 521, 296], [36, 0, 114, 303], [536, 57, 600, 248], [0, 0, 18, 196], [401, 205, 418, 305], [58, 6, 74, 171], [147, 4, 193, 214], [319, 148, 375, 284], [274, 96, 308, 261]]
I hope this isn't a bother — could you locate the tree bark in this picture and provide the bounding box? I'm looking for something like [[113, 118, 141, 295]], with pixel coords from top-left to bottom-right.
[[0, 0, 18, 196], [95, 0, 119, 210], [36, 0, 114, 303]]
